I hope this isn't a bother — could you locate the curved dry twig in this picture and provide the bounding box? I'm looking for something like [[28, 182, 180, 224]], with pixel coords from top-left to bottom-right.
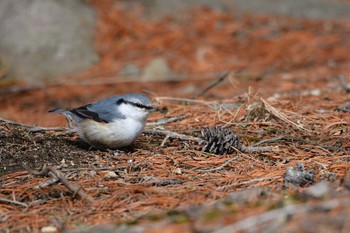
[[0, 117, 68, 132], [21, 164, 94, 202]]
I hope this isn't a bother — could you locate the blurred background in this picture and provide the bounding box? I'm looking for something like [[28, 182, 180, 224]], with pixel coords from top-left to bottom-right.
[[1, 0, 350, 126]]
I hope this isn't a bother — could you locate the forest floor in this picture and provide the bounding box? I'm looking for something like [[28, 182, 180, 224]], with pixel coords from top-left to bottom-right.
[[1, 1, 350, 232]]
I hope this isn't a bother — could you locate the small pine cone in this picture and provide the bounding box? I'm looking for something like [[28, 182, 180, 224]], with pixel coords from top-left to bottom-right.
[[201, 126, 241, 155]]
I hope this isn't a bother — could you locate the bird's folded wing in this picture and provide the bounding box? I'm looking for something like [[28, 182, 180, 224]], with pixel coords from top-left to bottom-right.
[[70, 106, 108, 123]]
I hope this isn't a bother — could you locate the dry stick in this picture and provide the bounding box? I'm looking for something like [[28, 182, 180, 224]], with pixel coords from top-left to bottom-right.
[[240, 145, 274, 153], [146, 115, 190, 126], [216, 175, 281, 191], [197, 144, 274, 174], [160, 134, 171, 147], [61, 167, 116, 172], [21, 164, 94, 202], [0, 198, 28, 207], [252, 136, 286, 146], [0, 72, 230, 95], [34, 177, 60, 189], [155, 96, 220, 105], [213, 197, 349, 233], [192, 72, 231, 98], [0, 117, 68, 132], [197, 157, 239, 173], [143, 129, 202, 143]]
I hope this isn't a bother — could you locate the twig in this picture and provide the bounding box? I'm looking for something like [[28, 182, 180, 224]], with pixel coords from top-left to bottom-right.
[[260, 98, 310, 132], [21, 164, 94, 202], [213, 197, 349, 233], [146, 115, 190, 126], [192, 72, 231, 98], [252, 136, 286, 146], [61, 167, 116, 172], [197, 157, 239, 173], [0, 72, 229, 95], [155, 97, 220, 105], [160, 134, 171, 147], [143, 129, 202, 143], [0, 198, 28, 207], [241, 145, 274, 153], [216, 175, 281, 191], [0, 84, 45, 95], [0, 117, 68, 132], [147, 179, 184, 186], [337, 75, 350, 93], [34, 177, 60, 189]]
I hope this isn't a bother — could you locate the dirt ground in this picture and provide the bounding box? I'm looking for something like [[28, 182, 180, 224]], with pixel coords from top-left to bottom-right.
[[1, 1, 350, 232]]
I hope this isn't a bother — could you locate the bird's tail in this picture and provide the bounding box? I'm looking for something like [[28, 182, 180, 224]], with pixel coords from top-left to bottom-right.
[[49, 109, 80, 128], [48, 108, 66, 114]]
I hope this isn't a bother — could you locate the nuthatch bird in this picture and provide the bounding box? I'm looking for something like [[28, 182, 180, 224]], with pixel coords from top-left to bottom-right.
[[50, 94, 158, 149]]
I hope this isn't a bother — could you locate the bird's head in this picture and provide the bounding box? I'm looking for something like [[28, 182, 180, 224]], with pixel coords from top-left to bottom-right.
[[116, 94, 158, 121]]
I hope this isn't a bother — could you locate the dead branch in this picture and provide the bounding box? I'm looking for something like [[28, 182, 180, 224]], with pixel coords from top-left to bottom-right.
[[61, 167, 116, 172], [155, 96, 220, 105], [146, 115, 190, 126], [143, 129, 202, 143], [197, 157, 239, 173], [216, 175, 281, 191], [0, 198, 28, 207], [151, 179, 184, 186], [0, 117, 68, 132], [192, 72, 231, 98], [34, 177, 60, 189], [213, 197, 349, 233], [21, 164, 94, 202], [252, 136, 286, 146], [160, 134, 171, 147], [241, 144, 274, 153]]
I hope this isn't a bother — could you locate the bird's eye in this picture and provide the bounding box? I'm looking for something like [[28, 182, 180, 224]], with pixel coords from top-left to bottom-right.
[[116, 99, 126, 105]]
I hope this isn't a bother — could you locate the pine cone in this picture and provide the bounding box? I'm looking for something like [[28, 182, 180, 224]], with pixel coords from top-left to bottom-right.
[[201, 126, 241, 155]]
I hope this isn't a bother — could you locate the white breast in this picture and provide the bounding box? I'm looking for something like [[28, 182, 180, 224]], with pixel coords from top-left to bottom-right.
[[78, 118, 145, 149]]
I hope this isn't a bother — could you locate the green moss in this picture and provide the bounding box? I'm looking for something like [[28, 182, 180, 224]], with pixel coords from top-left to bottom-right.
[[203, 210, 221, 220]]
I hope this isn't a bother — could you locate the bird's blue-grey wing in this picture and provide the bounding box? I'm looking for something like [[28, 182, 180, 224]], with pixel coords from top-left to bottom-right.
[[49, 96, 125, 123], [84, 94, 152, 121], [83, 96, 126, 122], [49, 94, 150, 123]]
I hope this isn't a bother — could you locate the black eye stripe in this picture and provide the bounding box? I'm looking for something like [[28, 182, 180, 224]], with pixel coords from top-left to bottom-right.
[[116, 98, 126, 105], [116, 98, 154, 110]]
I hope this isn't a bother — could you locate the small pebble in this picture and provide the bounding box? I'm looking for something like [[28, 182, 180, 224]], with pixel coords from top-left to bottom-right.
[[104, 171, 118, 179], [305, 182, 330, 198], [41, 226, 57, 233]]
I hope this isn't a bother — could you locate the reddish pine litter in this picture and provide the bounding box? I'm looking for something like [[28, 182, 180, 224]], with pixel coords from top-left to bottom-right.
[[1, 1, 350, 232]]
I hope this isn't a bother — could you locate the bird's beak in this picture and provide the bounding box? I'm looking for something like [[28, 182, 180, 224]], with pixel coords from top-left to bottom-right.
[[149, 106, 160, 112]]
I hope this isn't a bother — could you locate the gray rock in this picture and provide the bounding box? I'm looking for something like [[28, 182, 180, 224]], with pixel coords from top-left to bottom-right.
[[0, 0, 99, 83], [305, 182, 331, 199], [142, 58, 171, 81], [119, 64, 141, 76]]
